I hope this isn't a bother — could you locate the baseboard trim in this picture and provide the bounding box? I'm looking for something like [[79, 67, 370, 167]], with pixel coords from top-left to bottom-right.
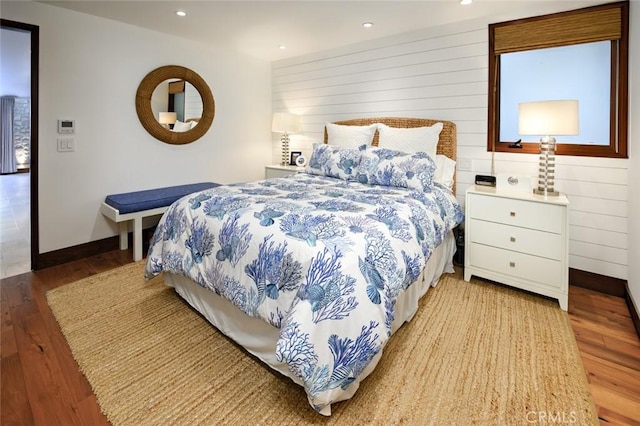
[[35, 228, 157, 270], [569, 268, 626, 297], [626, 283, 640, 338], [36, 235, 123, 269], [570, 268, 639, 339]]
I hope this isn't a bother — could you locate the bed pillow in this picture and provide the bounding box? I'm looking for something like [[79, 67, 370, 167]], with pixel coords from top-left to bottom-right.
[[325, 123, 377, 149], [354, 147, 436, 192], [305, 143, 365, 180], [434, 155, 456, 190], [172, 120, 192, 132], [376, 122, 443, 160]]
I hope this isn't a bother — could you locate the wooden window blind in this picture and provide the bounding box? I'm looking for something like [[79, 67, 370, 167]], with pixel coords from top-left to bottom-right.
[[493, 5, 623, 54], [168, 80, 185, 94]]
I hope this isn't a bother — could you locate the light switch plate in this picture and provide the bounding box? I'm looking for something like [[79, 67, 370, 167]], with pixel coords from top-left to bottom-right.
[[57, 137, 75, 152]]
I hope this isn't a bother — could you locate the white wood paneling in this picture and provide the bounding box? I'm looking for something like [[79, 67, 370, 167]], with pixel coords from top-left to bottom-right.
[[569, 225, 627, 249], [183, 82, 203, 121], [628, 0, 640, 307], [569, 210, 628, 234], [569, 254, 628, 280], [272, 16, 629, 280]]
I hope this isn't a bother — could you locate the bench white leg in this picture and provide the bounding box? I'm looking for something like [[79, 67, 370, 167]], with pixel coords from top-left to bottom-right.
[[133, 216, 143, 261], [119, 222, 129, 250]]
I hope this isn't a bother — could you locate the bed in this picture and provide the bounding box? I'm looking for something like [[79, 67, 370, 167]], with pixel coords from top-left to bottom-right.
[[144, 117, 465, 415]]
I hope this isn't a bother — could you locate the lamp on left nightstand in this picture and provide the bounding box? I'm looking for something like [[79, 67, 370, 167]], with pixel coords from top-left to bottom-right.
[[159, 112, 177, 129], [272, 112, 300, 166]]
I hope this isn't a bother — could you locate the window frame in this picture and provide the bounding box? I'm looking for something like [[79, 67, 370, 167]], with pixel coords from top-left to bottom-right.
[[487, 1, 629, 158]]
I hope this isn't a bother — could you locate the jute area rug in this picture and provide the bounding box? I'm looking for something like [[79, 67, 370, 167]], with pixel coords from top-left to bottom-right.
[[47, 262, 597, 425]]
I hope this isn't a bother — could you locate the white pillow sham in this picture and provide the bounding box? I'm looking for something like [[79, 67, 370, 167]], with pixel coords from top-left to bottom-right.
[[325, 123, 377, 149], [434, 154, 456, 190], [376, 122, 443, 160], [172, 120, 192, 132]]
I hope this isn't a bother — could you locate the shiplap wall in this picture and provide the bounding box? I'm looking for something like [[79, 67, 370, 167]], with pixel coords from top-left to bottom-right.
[[184, 82, 203, 121], [272, 17, 629, 280]]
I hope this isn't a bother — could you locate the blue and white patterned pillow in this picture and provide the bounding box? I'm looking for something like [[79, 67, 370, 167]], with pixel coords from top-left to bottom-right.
[[305, 143, 365, 180], [354, 147, 436, 192]]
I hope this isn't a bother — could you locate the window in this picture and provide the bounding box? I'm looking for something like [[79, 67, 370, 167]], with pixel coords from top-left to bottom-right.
[[487, 1, 629, 158]]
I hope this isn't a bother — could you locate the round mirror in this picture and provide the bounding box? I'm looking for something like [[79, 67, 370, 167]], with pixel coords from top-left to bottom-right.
[[136, 65, 214, 145]]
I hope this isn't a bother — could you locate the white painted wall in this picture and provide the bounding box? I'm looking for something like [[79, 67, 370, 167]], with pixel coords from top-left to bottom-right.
[[272, 5, 637, 287], [627, 1, 639, 315], [2, 1, 271, 254]]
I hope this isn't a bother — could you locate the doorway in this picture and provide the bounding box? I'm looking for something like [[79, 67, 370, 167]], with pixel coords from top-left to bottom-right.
[[0, 19, 39, 277]]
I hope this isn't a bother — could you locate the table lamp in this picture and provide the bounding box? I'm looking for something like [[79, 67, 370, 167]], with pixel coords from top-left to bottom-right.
[[159, 112, 177, 129], [272, 112, 300, 166], [519, 100, 579, 196]]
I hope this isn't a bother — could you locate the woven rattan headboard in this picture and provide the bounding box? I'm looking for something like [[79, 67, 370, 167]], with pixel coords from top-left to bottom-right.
[[323, 117, 457, 190]]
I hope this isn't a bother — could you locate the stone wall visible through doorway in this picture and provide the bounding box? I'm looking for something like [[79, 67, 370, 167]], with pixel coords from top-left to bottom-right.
[[14, 97, 30, 170]]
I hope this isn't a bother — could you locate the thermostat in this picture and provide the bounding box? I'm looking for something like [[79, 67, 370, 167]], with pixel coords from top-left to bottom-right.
[[58, 119, 75, 134]]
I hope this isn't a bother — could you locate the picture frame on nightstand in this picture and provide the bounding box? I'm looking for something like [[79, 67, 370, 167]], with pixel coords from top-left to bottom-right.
[[290, 151, 302, 166]]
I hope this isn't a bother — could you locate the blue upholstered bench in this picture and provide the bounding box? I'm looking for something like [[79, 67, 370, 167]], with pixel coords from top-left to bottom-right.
[[101, 182, 220, 261]]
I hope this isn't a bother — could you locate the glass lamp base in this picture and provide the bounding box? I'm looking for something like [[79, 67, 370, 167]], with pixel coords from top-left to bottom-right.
[[533, 188, 559, 196]]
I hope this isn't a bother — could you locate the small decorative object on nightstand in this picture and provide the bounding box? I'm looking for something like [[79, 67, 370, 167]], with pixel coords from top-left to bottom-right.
[[290, 151, 302, 166], [265, 164, 303, 179], [464, 185, 569, 310], [295, 154, 306, 167]]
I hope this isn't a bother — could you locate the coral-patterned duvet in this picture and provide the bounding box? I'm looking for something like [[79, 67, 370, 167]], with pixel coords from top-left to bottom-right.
[[145, 173, 464, 414]]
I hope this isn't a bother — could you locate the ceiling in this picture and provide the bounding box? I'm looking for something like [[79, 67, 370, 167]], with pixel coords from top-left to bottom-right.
[[40, 0, 611, 62], [2, 0, 613, 97]]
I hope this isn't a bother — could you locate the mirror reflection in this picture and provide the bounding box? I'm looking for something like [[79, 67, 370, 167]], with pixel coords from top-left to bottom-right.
[[151, 79, 203, 132]]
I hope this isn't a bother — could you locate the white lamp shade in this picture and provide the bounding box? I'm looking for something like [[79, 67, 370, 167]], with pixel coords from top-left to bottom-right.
[[159, 112, 177, 125], [518, 100, 579, 136], [272, 112, 300, 133]]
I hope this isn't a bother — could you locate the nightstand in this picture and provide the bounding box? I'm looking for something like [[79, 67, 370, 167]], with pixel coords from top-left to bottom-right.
[[265, 164, 304, 179], [464, 186, 569, 310]]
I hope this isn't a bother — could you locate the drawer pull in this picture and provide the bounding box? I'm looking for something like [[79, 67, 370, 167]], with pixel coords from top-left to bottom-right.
[[509, 261, 516, 268], [510, 211, 516, 217], [510, 236, 516, 242]]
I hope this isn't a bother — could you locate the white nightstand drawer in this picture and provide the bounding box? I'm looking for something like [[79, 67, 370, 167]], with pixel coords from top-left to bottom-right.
[[468, 218, 563, 260], [468, 243, 563, 290], [468, 193, 564, 234]]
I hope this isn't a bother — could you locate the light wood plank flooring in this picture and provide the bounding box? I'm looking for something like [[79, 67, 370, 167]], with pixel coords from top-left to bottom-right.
[[2, 250, 639, 425], [0, 173, 30, 279]]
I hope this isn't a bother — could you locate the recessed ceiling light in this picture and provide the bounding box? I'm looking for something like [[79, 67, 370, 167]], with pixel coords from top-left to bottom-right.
[[362, 22, 374, 28], [278, 45, 287, 50], [460, 0, 472, 5], [176, 10, 187, 17]]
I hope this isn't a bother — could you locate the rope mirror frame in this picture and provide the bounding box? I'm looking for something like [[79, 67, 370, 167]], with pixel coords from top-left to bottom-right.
[[135, 65, 215, 145]]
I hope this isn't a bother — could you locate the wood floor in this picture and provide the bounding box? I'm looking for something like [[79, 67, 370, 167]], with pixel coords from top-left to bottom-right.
[[2, 250, 639, 425]]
